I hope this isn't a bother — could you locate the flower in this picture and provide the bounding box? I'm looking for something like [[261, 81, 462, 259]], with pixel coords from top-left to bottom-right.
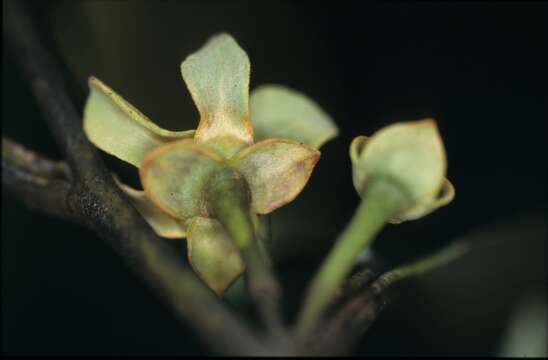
[[349, 119, 455, 223], [83, 33, 338, 294]]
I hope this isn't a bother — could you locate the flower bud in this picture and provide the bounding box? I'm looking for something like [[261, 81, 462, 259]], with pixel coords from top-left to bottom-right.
[[350, 119, 455, 223]]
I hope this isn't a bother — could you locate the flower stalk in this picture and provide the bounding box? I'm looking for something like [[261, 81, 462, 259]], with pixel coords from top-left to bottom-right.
[[296, 178, 408, 335], [206, 167, 284, 334]]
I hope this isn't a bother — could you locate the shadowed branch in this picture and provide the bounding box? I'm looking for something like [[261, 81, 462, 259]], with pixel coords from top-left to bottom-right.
[[1, 0, 397, 355], [2, 0, 270, 355]]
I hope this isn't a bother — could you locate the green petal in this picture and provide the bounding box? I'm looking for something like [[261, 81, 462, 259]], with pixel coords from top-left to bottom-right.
[[355, 119, 446, 200], [186, 217, 245, 296], [112, 175, 187, 239], [140, 139, 225, 220], [232, 139, 320, 214], [250, 84, 339, 149], [389, 178, 455, 223], [181, 34, 253, 157], [351, 119, 454, 223], [349, 135, 369, 194], [84, 77, 194, 167]]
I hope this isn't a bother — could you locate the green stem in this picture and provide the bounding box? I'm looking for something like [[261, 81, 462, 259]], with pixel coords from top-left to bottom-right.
[[207, 167, 285, 335], [296, 180, 405, 335]]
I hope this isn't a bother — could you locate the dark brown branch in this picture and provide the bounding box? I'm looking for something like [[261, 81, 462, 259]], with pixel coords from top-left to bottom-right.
[[320, 290, 386, 355], [2, 137, 71, 180], [334, 267, 377, 301], [2, 0, 268, 355], [294, 272, 387, 356], [2, 137, 76, 222], [1, 0, 391, 355]]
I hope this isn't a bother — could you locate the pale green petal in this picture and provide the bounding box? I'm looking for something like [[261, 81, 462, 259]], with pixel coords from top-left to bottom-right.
[[112, 175, 187, 239], [186, 217, 245, 296], [83, 77, 194, 167], [250, 84, 339, 149], [351, 119, 454, 223], [181, 33, 253, 156], [140, 139, 225, 220], [232, 139, 320, 214], [349, 135, 369, 194], [389, 178, 455, 223], [356, 119, 446, 201]]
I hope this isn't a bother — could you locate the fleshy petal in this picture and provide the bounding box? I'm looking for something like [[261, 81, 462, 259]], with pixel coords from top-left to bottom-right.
[[181, 34, 253, 157], [112, 175, 187, 239], [354, 119, 446, 201], [231, 139, 320, 214], [250, 84, 339, 149], [84, 77, 194, 167], [349, 135, 369, 194], [389, 177, 455, 223], [350, 119, 454, 223], [140, 139, 225, 220], [186, 217, 245, 296]]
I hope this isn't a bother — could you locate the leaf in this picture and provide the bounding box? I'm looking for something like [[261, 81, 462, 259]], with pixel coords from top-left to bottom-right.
[[83, 77, 194, 167], [181, 33, 253, 157], [140, 139, 225, 220], [231, 138, 320, 214], [112, 175, 187, 239], [250, 84, 339, 149], [186, 217, 245, 296]]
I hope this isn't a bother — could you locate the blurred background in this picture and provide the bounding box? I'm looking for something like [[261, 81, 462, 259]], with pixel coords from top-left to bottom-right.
[[2, 0, 546, 356]]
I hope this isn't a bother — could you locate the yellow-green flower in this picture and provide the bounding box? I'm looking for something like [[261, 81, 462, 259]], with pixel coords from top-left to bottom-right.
[[83, 33, 338, 294], [349, 119, 455, 223]]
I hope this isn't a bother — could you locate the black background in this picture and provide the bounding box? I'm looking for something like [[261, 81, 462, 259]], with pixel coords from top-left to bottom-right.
[[3, 0, 546, 356]]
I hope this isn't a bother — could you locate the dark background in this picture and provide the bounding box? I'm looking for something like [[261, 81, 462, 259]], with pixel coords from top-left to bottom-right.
[[2, 0, 546, 356]]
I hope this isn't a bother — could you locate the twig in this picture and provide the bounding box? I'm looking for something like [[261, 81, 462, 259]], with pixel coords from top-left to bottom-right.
[[291, 264, 383, 355], [296, 180, 403, 335], [320, 291, 385, 355], [337, 267, 377, 299], [240, 242, 286, 336], [2, 137, 76, 222], [314, 241, 470, 354], [369, 241, 469, 295], [3, 0, 268, 355]]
